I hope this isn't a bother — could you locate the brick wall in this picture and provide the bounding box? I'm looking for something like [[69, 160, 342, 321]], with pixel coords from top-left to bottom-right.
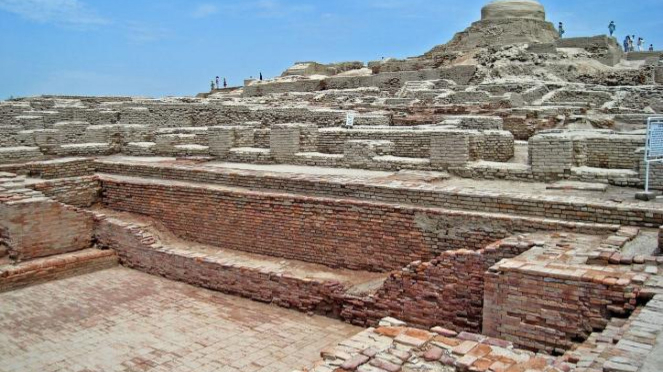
[[99, 176, 617, 272], [95, 217, 346, 315], [340, 241, 535, 331], [483, 261, 640, 354], [95, 161, 663, 227], [30, 176, 100, 207], [0, 199, 94, 261]]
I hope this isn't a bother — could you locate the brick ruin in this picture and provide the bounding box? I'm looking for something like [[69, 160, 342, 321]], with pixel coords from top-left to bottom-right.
[[2, 1, 663, 371]]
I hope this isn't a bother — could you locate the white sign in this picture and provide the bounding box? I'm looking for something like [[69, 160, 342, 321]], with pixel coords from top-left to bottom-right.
[[647, 122, 663, 159], [346, 112, 355, 128], [643, 117, 663, 192]]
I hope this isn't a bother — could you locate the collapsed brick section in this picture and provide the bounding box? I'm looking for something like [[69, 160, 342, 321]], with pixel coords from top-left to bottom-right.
[[340, 240, 539, 331], [483, 234, 644, 354]]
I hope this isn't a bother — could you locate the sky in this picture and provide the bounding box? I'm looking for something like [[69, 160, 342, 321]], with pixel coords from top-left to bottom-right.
[[1, 0, 662, 99]]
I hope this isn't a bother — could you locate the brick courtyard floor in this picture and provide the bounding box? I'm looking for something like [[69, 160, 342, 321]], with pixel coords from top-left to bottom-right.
[[0, 267, 362, 372]]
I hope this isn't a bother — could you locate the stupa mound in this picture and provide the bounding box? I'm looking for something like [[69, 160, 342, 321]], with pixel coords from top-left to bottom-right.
[[481, 0, 546, 21]]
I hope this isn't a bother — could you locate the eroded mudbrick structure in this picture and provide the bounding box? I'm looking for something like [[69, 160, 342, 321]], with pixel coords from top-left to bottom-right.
[[2, 1, 663, 371]]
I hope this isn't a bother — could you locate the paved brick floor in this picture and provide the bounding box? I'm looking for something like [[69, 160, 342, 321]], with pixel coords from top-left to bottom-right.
[[0, 267, 362, 372]]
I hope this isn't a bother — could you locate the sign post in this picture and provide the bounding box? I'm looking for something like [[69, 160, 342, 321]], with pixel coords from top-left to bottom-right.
[[345, 112, 356, 128], [643, 117, 663, 193]]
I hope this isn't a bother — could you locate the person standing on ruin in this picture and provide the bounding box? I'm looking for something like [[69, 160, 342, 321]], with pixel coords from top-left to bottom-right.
[[608, 21, 616, 37], [628, 36, 634, 52], [631, 35, 636, 51], [637, 37, 644, 51], [223, 78, 227, 88], [260, 72, 263, 81], [624, 36, 630, 52], [650, 44, 655, 52], [210, 80, 215, 91], [558, 22, 565, 38], [215, 76, 220, 89]]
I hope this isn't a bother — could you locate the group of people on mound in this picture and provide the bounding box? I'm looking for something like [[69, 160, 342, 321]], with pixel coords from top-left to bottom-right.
[[558, 21, 654, 53]]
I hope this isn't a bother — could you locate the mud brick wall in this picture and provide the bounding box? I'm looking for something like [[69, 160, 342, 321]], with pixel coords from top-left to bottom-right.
[[481, 131, 515, 162], [317, 129, 434, 158], [0, 147, 44, 164], [83, 124, 153, 144], [0, 249, 118, 293], [529, 133, 574, 177], [582, 135, 644, 170], [430, 132, 470, 167], [99, 176, 617, 272], [30, 176, 100, 207], [503, 116, 537, 140], [340, 241, 535, 331], [317, 128, 513, 162], [95, 161, 663, 227], [483, 264, 640, 354], [95, 217, 346, 315], [269, 123, 317, 162], [100, 178, 436, 272], [0, 158, 96, 179], [0, 199, 94, 261], [0, 125, 23, 147]]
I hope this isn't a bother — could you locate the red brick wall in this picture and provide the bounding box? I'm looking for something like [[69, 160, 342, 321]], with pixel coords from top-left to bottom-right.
[[101, 178, 432, 272], [30, 176, 100, 207], [1, 200, 94, 261], [95, 217, 348, 315], [99, 177, 614, 272], [339, 242, 535, 331], [483, 265, 640, 354], [0, 249, 117, 292]]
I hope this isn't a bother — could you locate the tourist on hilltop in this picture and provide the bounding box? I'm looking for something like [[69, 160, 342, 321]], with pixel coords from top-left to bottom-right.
[[223, 78, 227, 88], [215, 76, 220, 89], [650, 44, 655, 52], [628, 37, 634, 52], [631, 35, 636, 51], [260, 72, 263, 81], [558, 22, 565, 38], [210, 80, 215, 91], [637, 37, 644, 52], [624, 36, 630, 52], [608, 21, 616, 37]]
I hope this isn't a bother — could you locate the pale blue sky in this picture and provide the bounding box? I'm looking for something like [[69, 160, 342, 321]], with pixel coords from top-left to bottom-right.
[[1, 0, 661, 98]]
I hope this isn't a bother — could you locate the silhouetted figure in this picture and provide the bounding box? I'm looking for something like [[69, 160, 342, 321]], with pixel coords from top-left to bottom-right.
[[210, 80, 215, 91], [558, 22, 565, 38], [223, 78, 227, 88], [650, 44, 655, 52], [608, 21, 616, 37], [215, 76, 220, 89], [624, 36, 630, 52], [631, 35, 636, 51], [260, 72, 263, 81]]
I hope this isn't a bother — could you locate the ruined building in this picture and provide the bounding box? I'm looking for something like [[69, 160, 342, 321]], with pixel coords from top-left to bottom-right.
[[1, 1, 663, 371]]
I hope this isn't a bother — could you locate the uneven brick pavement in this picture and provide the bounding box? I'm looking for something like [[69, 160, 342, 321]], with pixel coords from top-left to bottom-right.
[[0, 267, 362, 372]]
